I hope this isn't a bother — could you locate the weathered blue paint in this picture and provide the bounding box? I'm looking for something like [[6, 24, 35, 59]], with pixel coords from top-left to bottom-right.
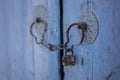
[[63, 0, 93, 80], [92, 0, 120, 80], [32, 0, 61, 80], [1, 0, 120, 80], [63, 0, 120, 80], [0, 0, 33, 80], [0, 0, 61, 80]]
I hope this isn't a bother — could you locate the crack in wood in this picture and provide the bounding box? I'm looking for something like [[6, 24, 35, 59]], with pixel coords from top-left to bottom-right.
[[81, 57, 84, 66], [106, 66, 120, 80]]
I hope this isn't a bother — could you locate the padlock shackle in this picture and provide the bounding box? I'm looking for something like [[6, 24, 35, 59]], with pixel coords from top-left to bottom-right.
[[65, 45, 74, 55]]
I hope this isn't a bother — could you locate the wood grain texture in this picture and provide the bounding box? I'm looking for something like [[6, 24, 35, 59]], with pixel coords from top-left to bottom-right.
[[31, 0, 61, 80], [63, 0, 93, 80], [0, 0, 61, 80], [0, 0, 34, 80], [63, 0, 120, 80], [91, 0, 120, 80]]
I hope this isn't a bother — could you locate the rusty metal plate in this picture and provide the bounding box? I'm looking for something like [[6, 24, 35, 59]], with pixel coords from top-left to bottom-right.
[[79, 10, 99, 44]]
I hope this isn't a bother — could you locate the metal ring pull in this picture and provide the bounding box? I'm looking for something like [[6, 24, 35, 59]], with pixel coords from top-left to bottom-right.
[[62, 22, 88, 66], [30, 17, 63, 51], [30, 17, 47, 45], [65, 22, 88, 47]]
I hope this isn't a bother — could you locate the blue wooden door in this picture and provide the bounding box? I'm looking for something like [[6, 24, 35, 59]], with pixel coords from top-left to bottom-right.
[[63, 0, 120, 80], [0, 0, 61, 80], [0, 0, 120, 80]]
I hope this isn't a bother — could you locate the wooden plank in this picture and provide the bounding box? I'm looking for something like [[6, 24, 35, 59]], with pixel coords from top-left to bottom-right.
[[0, 0, 34, 80], [0, 0, 10, 80], [63, 0, 120, 80], [31, 0, 61, 80], [91, 0, 120, 80], [63, 0, 93, 80]]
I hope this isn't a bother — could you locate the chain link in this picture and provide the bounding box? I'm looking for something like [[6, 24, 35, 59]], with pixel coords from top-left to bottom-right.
[[30, 17, 88, 53]]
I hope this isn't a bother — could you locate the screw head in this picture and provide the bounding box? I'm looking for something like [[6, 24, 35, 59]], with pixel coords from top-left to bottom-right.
[[78, 22, 87, 31], [36, 17, 41, 23]]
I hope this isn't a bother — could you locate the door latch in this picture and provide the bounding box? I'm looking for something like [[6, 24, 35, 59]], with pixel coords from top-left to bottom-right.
[[29, 5, 99, 66]]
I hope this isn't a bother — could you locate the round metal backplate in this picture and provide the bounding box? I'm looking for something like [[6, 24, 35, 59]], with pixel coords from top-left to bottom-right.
[[34, 5, 47, 21], [31, 5, 48, 42], [33, 5, 48, 34], [79, 10, 99, 44]]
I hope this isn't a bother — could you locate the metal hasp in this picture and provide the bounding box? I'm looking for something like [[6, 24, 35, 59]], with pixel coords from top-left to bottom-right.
[[30, 17, 47, 45], [30, 5, 47, 46], [29, 6, 99, 66], [62, 22, 88, 66]]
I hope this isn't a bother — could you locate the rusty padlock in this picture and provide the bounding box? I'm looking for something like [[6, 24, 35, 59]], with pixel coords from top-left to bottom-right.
[[62, 48, 76, 66]]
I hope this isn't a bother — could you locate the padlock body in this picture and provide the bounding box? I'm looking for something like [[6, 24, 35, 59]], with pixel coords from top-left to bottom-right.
[[62, 55, 75, 66]]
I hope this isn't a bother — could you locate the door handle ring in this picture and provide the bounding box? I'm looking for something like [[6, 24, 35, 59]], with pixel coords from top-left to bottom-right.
[[65, 22, 88, 47], [30, 17, 47, 45]]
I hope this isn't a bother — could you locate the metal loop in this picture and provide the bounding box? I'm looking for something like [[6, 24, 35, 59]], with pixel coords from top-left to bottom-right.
[[64, 22, 87, 47], [30, 17, 47, 45], [44, 44, 58, 51], [65, 45, 74, 55], [30, 19, 87, 52]]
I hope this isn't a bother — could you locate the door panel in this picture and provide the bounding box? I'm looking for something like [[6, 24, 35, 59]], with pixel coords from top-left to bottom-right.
[[91, 0, 120, 80], [0, 0, 61, 80], [63, 0, 120, 80], [0, 0, 34, 80], [31, 0, 61, 80], [63, 0, 93, 80], [1, 0, 120, 80]]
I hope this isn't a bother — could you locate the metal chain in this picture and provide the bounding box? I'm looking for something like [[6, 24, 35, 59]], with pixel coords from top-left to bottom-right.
[[30, 17, 88, 52]]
